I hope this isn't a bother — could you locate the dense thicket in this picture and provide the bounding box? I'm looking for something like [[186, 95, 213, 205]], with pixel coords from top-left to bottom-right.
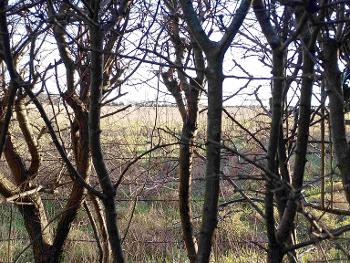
[[0, 0, 349, 262]]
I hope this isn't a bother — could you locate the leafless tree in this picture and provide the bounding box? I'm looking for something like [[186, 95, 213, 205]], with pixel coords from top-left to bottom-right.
[[178, 0, 251, 261]]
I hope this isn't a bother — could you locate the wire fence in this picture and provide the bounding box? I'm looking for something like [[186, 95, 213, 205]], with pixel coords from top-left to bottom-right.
[[0, 106, 347, 262]]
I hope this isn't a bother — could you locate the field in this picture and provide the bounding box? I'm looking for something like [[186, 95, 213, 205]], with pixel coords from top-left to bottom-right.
[[0, 105, 349, 262]]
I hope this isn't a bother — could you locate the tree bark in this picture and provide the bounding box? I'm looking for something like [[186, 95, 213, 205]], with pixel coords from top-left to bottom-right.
[[178, 89, 200, 262], [323, 39, 350, 204], [90, 194, 111, 263], [89, 5, 124, 262], [196, 58, 223, 263], [3, 135, 52, 263], [276, 14, 316, 245], [17, 195, 52, 263], [49, 91, 91, 263], [177, 1, 251, 261], [253, 2, 314, 261], [161, 8, 204, 259]]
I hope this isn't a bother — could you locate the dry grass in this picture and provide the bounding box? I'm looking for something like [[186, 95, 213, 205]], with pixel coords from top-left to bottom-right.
[[0, 105, 349, 262]]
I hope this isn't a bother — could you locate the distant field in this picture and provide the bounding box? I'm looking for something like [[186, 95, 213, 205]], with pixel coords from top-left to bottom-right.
[[1, 105, 348, 262]]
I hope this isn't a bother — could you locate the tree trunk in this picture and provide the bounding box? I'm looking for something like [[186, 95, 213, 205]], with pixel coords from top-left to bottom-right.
[[50, 96, 91, 262], [267, 244, 285, 263], [196, 58, 223, 263], [18, 195, 52, 263], [102, 198, 124, 263], [89, 7, 124, 262], [3, 130, 52, 263], [49, 177, 89, 262], [179, 106, 198, 263], [90, 194, 111, 263], [265, 49, 285, 262], [323, 39, 350, 204]]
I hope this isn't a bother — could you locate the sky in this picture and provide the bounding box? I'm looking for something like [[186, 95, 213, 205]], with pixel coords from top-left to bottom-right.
[[10, 0, 328, 109]]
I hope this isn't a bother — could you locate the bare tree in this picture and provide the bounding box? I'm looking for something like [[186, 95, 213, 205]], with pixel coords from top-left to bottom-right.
[[0, 0, 132, 262], [322, 1, 350, 205], [160, 1, 205, 261], [178, 0, 251, 261], [0, 2, 52, 261]]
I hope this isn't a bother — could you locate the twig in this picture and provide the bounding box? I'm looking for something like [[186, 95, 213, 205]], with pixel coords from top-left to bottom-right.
[[4, 186, 43, 203], [83, 200, 104, 263], [114, 142, 178, 189], [222, 172, 265, 218]]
